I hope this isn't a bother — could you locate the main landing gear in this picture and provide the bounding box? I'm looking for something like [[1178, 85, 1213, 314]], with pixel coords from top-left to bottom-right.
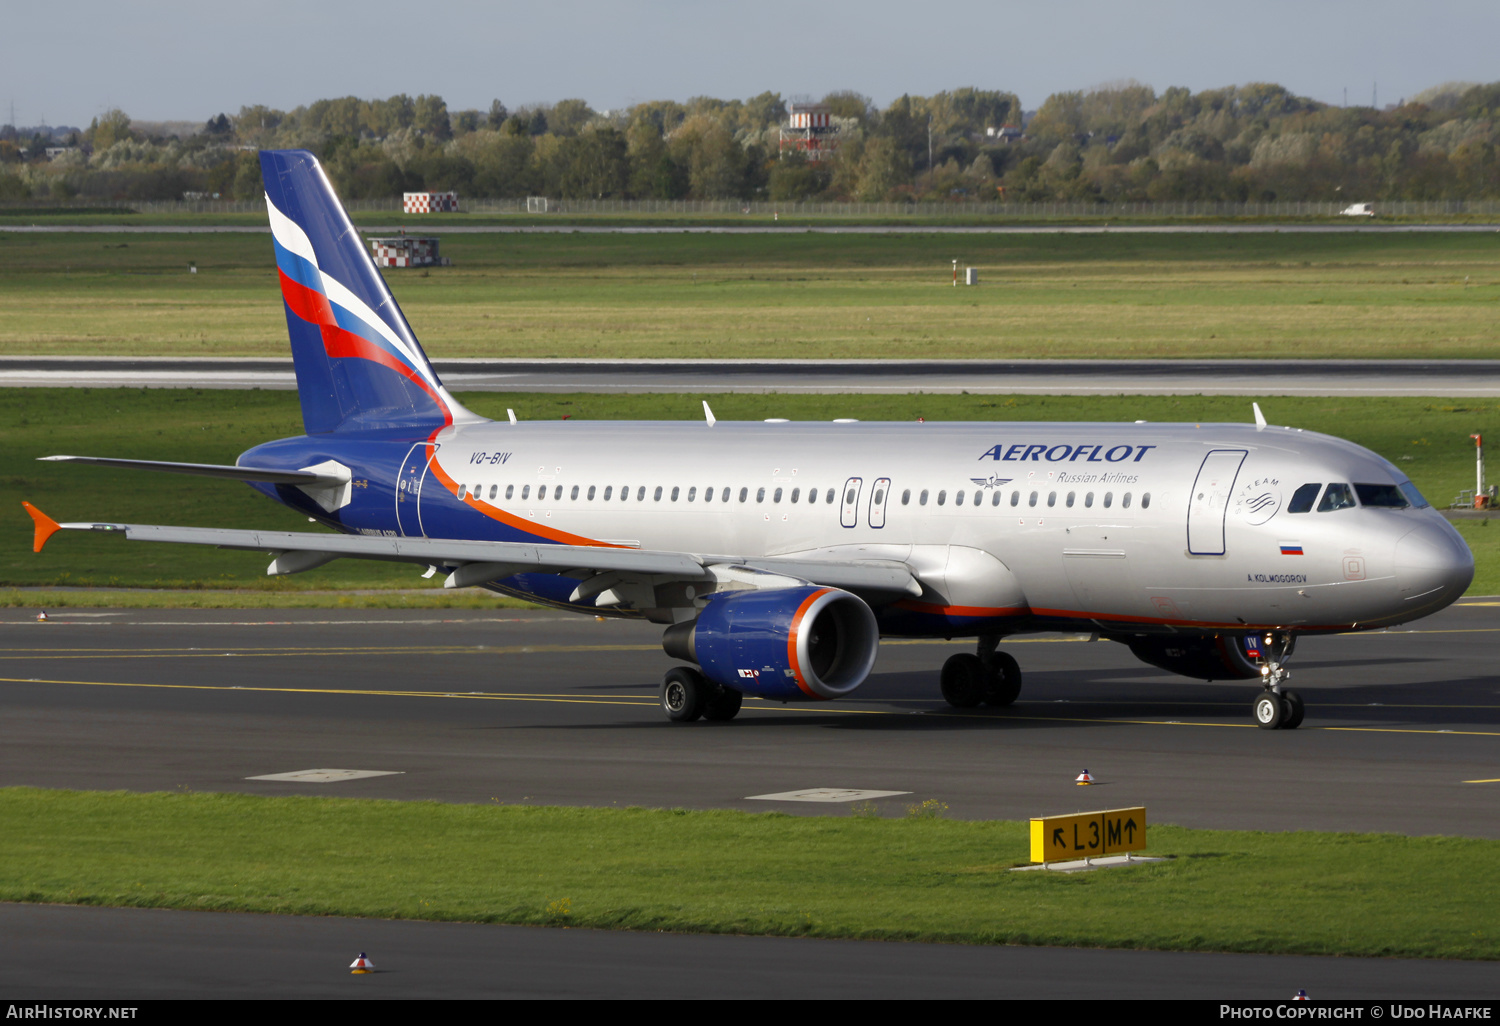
[[660, 666, 742, 723], [940, 635, 1022, 709], [1252, 632, 1303, 731]]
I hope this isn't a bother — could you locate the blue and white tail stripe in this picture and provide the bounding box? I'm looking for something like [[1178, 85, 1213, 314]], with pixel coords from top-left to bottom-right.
[[260, 149, 478, 435]]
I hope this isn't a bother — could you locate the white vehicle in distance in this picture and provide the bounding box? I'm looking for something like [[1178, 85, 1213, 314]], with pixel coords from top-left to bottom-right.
[[1341, 202, 1376, 217]]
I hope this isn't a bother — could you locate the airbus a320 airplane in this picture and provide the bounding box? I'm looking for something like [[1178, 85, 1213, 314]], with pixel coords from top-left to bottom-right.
[[24, 150, 1475, 729]]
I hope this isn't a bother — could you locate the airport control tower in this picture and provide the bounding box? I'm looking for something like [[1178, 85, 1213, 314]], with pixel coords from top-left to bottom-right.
[[778, 101, 841, 161]]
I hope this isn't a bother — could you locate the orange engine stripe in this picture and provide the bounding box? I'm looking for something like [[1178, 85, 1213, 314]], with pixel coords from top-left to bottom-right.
[[785, 588, 832, 700]]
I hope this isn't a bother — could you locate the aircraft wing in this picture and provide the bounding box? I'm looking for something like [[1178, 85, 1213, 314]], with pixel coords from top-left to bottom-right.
[[21, 504, 920, 599]]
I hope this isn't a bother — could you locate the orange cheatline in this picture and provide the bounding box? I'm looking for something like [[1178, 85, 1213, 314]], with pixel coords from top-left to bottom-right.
[[21, 502, 62, 553]]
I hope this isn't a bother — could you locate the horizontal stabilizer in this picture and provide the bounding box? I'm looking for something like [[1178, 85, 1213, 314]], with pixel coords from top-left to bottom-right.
[[39, 455, 344, 486]]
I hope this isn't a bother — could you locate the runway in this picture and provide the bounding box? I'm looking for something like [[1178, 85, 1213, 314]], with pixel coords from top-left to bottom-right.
[[7, 356, 1500, 396], [2, 601, 1497, 996]]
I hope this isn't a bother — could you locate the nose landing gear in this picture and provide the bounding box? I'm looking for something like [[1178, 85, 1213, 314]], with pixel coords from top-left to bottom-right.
[[1253, 632, 1303, 730]]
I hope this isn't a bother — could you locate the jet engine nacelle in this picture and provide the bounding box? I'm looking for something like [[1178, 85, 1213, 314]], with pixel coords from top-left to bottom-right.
[[1126, 634, 1292, 682], [662, 586, 879, 701]]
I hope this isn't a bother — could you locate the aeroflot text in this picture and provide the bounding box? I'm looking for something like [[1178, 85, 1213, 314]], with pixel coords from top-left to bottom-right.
[[979, 444, 1157, 463]]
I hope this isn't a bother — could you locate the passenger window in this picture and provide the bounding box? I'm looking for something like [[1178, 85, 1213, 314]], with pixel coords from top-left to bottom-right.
[[872, 486, 883, 504], [1103, 491, 1113, 508], [1122, 492, 1131, 508], [1084, 492, 1094, 508], [458, 483, 467, 497], [954, 490, 964, 506], [687, 486, 697, 502], [721, 487, 730, 502], [654, 486, 664, 502], [1142, 492, 1151, 509], [637, 486, 646, 501], [806, 488, 816, 503], [489, 485, 498, 500], [739, 487, 748, 502], [919, 490, 929, 506], [825, 488, 835, 504], [845, 487, 857, 505], [991, 490, 1001, 507], [756, 487, 766, 503], [1318, 483, 1356, 512], [671, 486, 680, 501], [1288, 483, 1322, 514], [587, 485, 595, 500], [571, 485, 579, 501], [521, 484, 530, 500], [505, 484, 514, 500], [902, 489, 911, 505], [621, 485, 630, 501], [791, 487, 801, 502], [603, 485, 612, 500], [774, 488, 783, 503], [1047, 491, 1056, 508], [1066, 491, 1075, 508]]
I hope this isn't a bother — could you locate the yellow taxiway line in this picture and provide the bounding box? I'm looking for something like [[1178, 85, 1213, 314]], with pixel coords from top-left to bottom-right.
[[3, 675, 1499, 734]]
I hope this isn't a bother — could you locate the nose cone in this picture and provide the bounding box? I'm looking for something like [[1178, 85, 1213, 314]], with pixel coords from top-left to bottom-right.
[[1395, 520, 1474, 614]]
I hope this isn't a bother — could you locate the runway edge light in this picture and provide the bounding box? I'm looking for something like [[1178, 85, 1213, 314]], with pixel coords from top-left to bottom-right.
[[1075, 769, 1094, 785], [350, 952, 375, 974]]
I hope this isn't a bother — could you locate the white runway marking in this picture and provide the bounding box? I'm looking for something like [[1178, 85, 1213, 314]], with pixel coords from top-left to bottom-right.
[[246, 768, 405, 783], [745, 788, 911, 803]]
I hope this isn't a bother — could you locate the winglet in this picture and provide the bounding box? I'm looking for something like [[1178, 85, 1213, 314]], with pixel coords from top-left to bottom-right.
[[1252, 402, 1267, 430], [22, 502, 62, 552], [703, 401, 716, 427]]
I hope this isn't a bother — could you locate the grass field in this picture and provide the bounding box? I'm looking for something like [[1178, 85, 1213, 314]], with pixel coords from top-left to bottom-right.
[[3, 388, 1498, 601], [1, 788, 1493, 958], [1, 230, 1497, 360]]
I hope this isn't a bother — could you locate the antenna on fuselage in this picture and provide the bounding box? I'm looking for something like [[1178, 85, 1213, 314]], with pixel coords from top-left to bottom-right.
[[703, 401, 717, 427], [507, 408, 517, 425], [1252, 402, 1267, 430]]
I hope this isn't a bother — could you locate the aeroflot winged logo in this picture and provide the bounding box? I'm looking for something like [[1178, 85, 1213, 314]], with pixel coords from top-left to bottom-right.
[[980, 443, 1157, 463]]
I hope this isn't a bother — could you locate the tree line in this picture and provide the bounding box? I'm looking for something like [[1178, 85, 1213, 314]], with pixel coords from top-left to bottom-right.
[[3, 80, 1499, 204]]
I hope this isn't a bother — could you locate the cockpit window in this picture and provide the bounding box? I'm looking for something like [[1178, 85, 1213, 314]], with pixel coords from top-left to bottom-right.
[[1398, 480, 1430, 509], [1287, 483, 1322, 514], [1317, 483, 1357, 511], [1354, 483, 1409, 508]]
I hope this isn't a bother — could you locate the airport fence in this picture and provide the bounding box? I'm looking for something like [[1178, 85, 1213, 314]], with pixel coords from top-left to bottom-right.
[[6, 197, 1500, 219]]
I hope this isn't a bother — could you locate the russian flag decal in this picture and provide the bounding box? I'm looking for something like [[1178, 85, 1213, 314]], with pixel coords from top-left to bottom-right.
[[1279, 543, 1304, 556]]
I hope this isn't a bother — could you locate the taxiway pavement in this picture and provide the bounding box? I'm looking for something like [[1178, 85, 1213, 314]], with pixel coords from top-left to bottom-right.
[[3, 601, 1496, 998]]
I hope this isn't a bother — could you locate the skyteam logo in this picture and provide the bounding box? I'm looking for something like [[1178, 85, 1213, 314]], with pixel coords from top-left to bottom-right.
[[1233, 477, 1282, 525]]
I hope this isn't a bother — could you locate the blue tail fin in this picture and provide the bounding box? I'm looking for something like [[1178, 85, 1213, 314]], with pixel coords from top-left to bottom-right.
[[259, 149, 477, 435]]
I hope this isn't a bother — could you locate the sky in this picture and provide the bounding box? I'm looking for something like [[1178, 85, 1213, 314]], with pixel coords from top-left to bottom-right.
[[6, 0, 1498, 129]]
